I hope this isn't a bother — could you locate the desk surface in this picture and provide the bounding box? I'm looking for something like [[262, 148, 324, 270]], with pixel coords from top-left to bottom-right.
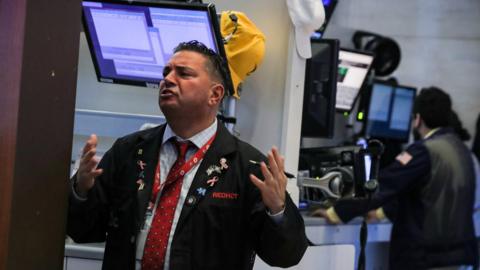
[[65, 212, 480, 260], [64, 217, 391, 260], [253, 245, 356, 270]]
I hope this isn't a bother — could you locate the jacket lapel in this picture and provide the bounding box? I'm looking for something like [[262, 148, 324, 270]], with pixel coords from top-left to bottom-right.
[[173, 122, 236, 234], [133, 125, 166, 230]]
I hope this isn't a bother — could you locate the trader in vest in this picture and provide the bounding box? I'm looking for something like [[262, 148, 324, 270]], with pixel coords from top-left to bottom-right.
[[315, 87, 478, 269]]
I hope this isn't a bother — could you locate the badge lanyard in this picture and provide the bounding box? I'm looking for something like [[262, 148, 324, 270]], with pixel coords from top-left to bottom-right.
[[144, 133, 216, 228], [136, 133, 216, 260]]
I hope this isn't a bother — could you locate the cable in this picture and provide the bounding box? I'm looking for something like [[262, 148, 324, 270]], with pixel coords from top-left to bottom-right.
[[357, 140, 383, 270]]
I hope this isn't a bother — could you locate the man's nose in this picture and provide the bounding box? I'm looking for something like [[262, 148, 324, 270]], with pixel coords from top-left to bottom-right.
[[160, 73, 176, 89]]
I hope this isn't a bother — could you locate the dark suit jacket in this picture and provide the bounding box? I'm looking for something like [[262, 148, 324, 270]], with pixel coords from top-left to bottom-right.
[[67, 122, 308, 270]]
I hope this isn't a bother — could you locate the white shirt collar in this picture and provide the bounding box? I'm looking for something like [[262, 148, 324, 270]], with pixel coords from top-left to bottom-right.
[[162, 118, 218, 149], [424, 127, 440, 139]]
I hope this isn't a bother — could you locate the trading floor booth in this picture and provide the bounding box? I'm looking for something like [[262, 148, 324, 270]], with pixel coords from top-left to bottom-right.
[[64, 0, 480, 270]]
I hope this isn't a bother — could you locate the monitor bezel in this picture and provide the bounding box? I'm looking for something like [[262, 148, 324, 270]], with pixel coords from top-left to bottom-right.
[[301, 38, 339, 138], [364, 79, 417, 143], [335, 47, 375, 112], [81, 0, 234, 95]]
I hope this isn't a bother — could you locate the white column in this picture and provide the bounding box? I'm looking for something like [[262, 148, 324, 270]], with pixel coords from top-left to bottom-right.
[[280, 27, 307, 205]]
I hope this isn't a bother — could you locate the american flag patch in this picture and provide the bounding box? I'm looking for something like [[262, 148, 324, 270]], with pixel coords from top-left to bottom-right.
[[396, 151, 413, 165]]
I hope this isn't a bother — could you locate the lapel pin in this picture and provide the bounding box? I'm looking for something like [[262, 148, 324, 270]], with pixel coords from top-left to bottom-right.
[[186, 195, 196, 206], [137, 160, 147, 170], [207, 176, 219, 187], [148, 201, 154, 210], [220, 158, 228, 170], [206, 166, 215, 176], [136, 179, 145, 191], [196, 187, 206, 196]]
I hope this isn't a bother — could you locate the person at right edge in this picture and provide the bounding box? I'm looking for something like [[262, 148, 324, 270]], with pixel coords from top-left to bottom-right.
[[314, 87, 479, 270]]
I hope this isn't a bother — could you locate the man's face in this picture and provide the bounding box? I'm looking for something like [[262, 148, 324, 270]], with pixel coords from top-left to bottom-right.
[[159, 50, 219, 117], [412, 113, 421, 141]]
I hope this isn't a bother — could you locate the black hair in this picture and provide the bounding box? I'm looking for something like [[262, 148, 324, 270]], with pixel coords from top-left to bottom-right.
[[448, 110, 471, 141], [413, 86, 452, 129], [473, 113, 480, 161], [173, 40, 228, 89]]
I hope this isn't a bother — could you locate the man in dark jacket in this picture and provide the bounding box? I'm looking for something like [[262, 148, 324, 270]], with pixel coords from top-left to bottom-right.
[[67, 41, 308, 270], [315, 87, 478, 269]]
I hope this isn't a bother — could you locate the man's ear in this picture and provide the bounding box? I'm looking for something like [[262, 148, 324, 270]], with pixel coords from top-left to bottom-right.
[[209, 84, 225, 106], [413, 113, 421, 129]]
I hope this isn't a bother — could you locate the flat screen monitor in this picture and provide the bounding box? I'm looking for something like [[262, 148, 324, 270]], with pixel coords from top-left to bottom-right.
[[81, 0, 232, 93], [301, 39, 339, 138], [335, 48, 374, 111], [365, 80, 416, 142]]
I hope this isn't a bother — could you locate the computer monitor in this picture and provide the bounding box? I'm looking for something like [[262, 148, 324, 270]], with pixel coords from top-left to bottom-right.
[[365, 80, 416, 142], [335, 48, 374, 111], [81, 0, 232, 93], [301, 39, 339, 138]]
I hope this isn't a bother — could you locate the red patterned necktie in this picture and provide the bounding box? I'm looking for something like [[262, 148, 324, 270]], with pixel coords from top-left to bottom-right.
[[142, 140, 190, 270]]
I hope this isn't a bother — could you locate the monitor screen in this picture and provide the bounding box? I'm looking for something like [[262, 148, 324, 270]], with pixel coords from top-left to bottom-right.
[[365, 81, 416, 142], [81, 0, 231, 91], [301, 39, 339, 138], [335, 49, 374, 111]]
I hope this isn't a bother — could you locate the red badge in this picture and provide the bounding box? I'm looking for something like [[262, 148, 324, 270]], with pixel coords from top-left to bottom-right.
[[212, 192, 239, 200]]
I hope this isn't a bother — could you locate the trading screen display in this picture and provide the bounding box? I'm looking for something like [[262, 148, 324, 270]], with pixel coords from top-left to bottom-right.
[[335, 49, 374, 111], [82, 1, 220, 87], [366, 82, 416, 141]]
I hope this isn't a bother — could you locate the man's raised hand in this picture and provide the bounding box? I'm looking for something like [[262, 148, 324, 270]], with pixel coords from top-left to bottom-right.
[[75, 134, 103, 197], [249, 147, 287, 214]]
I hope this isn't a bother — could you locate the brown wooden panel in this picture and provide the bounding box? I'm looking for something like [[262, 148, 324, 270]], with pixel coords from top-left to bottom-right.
[[0, 0, 82, 269], [0, 1, 27, 268]]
